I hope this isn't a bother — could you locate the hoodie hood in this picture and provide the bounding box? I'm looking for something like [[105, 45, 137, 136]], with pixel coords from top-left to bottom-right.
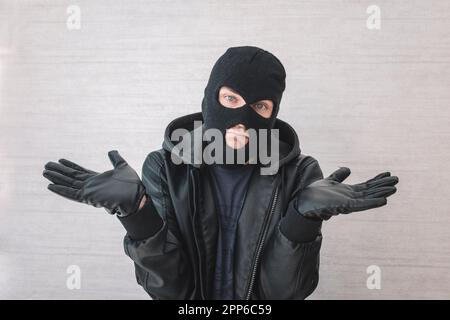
[[162, 112, 301, 174]]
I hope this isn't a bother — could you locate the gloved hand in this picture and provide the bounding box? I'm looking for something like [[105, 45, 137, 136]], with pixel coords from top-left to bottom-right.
[[42, 150, 146, 217], [295, 167, 398, 221]]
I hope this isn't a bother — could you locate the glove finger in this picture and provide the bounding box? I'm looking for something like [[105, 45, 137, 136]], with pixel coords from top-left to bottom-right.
[[45, 161, 83, 179], [366, 176, 399, 189], [364, 186, 397, 199], [352, 172, 391, 191], [366, 172, 391, 183], [327, 167, 351, 183], [58, 158, 97, 174], [47, 184, 79, 201], [43, 169, 82, 189], [349, 197, 387, 212], [108, 150, 127, 169]]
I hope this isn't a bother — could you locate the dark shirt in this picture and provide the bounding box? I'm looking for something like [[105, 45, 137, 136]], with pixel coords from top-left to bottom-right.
[[207, 164, 255, 300]]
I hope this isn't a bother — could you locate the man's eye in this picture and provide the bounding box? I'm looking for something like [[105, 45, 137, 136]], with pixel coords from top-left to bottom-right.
[[253, 103, 267, 111], [225, 95, 236, 102]]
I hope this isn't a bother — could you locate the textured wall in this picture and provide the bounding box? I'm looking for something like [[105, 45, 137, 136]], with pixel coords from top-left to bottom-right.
[[1, 0, 449, 299]]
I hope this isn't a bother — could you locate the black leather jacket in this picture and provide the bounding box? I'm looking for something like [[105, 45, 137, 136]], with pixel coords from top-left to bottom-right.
[[121, 112, 324, 300]]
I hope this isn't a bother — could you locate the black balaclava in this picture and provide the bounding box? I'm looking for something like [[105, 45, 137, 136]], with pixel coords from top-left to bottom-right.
[[201, 46, 286, 166]]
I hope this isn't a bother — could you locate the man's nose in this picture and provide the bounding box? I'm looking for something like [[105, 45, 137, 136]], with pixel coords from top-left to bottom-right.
[[232, 124, 246, 130]]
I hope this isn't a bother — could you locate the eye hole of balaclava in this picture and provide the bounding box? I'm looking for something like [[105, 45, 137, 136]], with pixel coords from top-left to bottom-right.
[[216, 86, 274, 121]]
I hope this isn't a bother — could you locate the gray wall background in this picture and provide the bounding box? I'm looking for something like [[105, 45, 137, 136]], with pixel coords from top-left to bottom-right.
[[1, 0, 449, 299]]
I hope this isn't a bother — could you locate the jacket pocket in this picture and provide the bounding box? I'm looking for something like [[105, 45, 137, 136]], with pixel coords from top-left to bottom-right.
[[258, 222, 322, 300]]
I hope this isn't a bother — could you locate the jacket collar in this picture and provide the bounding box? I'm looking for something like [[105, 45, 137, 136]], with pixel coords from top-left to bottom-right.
[[162, 112, 301, 173]]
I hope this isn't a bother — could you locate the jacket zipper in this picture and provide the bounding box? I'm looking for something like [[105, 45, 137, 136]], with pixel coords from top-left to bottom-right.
[[245, 184, 280, 300], [190, 169, 207, 299]]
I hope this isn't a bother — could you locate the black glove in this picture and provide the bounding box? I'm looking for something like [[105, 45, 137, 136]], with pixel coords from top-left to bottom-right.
[[43, 150, 146, 217], [295, 167, 398, 221]]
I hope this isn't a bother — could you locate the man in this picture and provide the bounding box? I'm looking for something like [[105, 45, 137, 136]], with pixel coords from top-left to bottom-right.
[[42, 46, 399, 300]]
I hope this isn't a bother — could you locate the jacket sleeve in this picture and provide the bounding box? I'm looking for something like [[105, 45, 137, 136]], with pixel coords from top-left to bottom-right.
[[257, 156, 324, 300], [119, 150, 195, 300]]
